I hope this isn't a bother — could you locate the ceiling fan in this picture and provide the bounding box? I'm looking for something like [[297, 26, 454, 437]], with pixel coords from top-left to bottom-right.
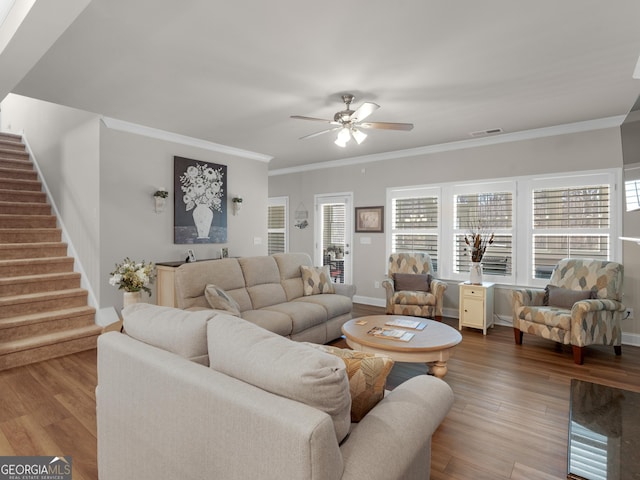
[[291, 94, 414, 147]]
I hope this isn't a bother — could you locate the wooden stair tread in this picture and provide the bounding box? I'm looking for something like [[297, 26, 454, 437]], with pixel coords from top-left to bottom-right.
[[0, 271, 80, 285], [0, 288, 88, 305], [0, 241, 68, 249], [0, 306, 96, 330], [0, 256, 73, 267], [0, 324, 102, 356]]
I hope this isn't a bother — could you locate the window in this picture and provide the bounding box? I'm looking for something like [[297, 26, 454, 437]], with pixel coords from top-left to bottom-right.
[[268, 197, 288, 255], [532, 181, 610, 279], [453, 186, 514, 279], [386, 169, 619, 285], [388, 187, 439, 272]]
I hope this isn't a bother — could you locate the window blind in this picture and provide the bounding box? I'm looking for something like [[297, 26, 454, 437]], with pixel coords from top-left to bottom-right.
[[532, 185, 610, 279], [267, 203, 286, 255], [454, 192, 513, 275], [391, 196, 439, 271]]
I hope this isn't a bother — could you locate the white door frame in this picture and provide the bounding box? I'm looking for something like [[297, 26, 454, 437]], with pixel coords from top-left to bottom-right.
[[314, 192, 353, 284]]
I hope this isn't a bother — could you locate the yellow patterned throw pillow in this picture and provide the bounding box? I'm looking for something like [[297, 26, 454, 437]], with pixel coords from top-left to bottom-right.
[[307, 343, 394, 421], [300, 265, 335, 296]]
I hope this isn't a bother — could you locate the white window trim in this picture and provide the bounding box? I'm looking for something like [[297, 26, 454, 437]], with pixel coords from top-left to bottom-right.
[[268, 196, 288, 254], [450, 180, 516, 284], [386, 185, 441, 275], [386, 168, 621, 287], [520, 170, 621, 288]]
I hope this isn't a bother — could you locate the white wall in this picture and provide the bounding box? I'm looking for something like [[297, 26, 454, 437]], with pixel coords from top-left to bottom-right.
[[269, 126, 640, 343]]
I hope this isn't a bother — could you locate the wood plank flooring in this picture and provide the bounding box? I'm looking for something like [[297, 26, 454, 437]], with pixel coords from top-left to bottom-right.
[[0, 303, 639, 480]]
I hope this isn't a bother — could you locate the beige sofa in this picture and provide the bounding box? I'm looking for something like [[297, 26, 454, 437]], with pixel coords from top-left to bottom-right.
[[97, 304, 454, 480], [174, 252, 356, 344]]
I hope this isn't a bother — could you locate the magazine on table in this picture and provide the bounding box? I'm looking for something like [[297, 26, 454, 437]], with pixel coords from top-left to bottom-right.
[[367, 326, 415, 342], [384, 318, 427, 330]]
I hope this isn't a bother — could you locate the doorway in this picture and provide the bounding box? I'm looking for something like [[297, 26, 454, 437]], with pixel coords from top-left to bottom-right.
[[314, 193, 353, 284]]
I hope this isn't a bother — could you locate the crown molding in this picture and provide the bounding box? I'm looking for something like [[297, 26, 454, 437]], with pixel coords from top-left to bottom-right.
[[269, 115, 626, 176], [101, 116, 273, 163]]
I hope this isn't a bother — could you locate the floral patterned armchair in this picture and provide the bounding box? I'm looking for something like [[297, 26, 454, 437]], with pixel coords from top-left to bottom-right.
[[512, 258, 625, 364], [382, 253, 447, 320]]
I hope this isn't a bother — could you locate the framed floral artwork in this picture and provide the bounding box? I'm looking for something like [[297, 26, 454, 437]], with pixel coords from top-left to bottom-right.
[[174, 156, 227, 244]]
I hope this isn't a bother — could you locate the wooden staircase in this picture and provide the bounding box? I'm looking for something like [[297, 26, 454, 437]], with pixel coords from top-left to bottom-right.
[[0, 132, 102, 371]]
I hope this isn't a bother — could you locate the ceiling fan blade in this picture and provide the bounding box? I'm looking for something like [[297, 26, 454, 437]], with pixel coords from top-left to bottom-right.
[[299, 127, 341, 140], [358, 121, 414, 131], [351, 102, 379, 122], [290, 115, 339, 124]]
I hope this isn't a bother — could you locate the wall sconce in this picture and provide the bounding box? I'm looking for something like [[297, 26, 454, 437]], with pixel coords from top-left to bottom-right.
[[153, 188, 169, 213], [232, 196, 243, 215]]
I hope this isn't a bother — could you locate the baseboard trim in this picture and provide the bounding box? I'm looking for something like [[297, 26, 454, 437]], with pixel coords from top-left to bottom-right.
[[352, 295, 385, 308]]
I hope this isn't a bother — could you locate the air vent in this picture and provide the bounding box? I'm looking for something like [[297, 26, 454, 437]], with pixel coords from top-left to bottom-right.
[[470, 128, 503, 137]]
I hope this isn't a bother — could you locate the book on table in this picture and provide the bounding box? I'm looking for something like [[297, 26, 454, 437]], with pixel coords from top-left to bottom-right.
[[367, 326, 414, 342], [384, 318, 428, 330]]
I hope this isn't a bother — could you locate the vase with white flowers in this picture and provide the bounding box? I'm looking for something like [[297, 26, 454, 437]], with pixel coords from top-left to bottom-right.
[[109, 258, 156, 306], [179, 163, 224, 238]]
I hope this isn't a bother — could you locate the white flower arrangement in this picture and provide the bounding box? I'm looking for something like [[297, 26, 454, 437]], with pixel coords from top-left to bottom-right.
[[109, 258, 156, 295], [179, 164, 224, 212]]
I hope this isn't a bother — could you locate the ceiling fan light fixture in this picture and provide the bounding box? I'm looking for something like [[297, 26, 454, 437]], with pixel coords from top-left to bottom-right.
[[335, 127, 351, 147], [351, 128, 367, 144]]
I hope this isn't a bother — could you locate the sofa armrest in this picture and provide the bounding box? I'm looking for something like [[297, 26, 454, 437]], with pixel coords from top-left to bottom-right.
[[431, 279, 447, 318], [572, 298, 626, 315], [340, 375, 453, 480], [512, 288, 545, 309], [382, 279, 394, 314], [333, 283, 357, 299]]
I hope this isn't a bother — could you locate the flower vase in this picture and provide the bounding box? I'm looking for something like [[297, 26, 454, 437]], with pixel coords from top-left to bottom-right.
[[123, 291, 142, 308], [192, 203, 213, 239], [470, 262, 483, 285]]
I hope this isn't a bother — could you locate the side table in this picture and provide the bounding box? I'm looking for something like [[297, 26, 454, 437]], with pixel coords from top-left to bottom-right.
[[459, 281, 495, 335]]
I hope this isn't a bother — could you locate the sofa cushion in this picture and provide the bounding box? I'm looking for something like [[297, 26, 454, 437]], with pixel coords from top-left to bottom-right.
[[301, 265, 335, 295], [174, 258, 247, 310], [264, 301, 327, 334], [393, 273, 431, 292], [543, 285, 594, 309], [239, 309, 293, 336], [294, 294, 352, 319], [204, 284, 241, 316], [123, 303, 216, 364], [207, 315, 351, 443], [306, 344, 394, 422], [273, 252, 313, 300]]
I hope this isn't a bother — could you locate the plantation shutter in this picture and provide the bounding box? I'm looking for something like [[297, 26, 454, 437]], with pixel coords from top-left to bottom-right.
[[391, 195, 439, 271], [267, 202, 286, 255], [323, 204, 345, 247], [454, 192, 513, 275], [532, 184, 610, 279]]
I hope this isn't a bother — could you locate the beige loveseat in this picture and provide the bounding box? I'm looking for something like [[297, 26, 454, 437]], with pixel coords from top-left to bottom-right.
[[97, 304, 454, 480], [174, 252, 355, 344]]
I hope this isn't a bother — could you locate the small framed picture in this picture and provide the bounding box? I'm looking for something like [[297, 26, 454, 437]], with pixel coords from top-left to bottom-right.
[[221, 247, 229, 258], [187, 249, 196, 262], [355, 206, 384, 233]]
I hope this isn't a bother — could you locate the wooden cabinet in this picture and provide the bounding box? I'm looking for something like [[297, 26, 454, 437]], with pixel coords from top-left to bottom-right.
[[156, 263, 182, 307], [459, 282, 495, 335]]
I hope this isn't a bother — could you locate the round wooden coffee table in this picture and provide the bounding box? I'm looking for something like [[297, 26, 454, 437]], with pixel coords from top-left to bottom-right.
[[341, 315, 462, 378]]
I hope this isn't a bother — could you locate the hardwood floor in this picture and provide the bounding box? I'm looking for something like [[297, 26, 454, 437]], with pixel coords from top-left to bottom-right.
[[1, 304, 639, 480]]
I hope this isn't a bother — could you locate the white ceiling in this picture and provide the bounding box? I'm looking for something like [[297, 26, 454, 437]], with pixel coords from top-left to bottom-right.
[[5, 0, 640, 171]]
